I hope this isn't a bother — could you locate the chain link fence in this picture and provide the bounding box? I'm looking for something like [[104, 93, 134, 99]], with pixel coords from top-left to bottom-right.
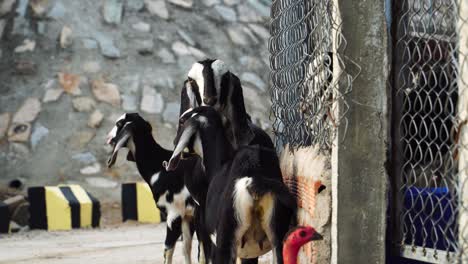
[[269, 0, 358, 151], [392, 0, 468, 262], [269, 0, 359, 261], [269, 0, 467, 262]]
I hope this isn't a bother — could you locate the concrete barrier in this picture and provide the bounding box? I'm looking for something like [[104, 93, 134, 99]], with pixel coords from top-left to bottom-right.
[[122, 182, 164, 223], [0, 201, 9, 233], [28, 185, 100, 230]]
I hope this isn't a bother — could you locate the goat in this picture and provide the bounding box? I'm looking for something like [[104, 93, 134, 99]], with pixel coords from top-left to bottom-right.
[[176, 59, 276, 264], [106, 113, 207, 264], [176, 59, 274, 150], [164, 106, 297, 264]]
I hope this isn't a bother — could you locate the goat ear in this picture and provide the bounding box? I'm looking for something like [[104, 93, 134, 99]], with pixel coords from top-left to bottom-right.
[[179, 81, 193, 117], [165, 122, 198, 171], [107, 122, 133, 168], [227, 73, 254, 148], [175, 81, 196, 146]]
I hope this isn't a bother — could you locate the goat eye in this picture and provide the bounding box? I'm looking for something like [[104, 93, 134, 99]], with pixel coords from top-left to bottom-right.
[[117, 121, 124, 127], [299, 231, 307, 237]]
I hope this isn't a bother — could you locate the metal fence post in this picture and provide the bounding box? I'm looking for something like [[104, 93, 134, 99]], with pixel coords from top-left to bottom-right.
[[333, 0, 389, 263]]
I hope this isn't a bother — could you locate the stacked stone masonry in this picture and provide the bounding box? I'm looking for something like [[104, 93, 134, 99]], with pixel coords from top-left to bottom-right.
[[0, 0, 272, 203]]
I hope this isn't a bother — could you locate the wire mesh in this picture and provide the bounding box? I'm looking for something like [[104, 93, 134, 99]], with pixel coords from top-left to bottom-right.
[[269, 0, 357, 151], [269, 1, 358, 262], [392, 0, 468, 262]]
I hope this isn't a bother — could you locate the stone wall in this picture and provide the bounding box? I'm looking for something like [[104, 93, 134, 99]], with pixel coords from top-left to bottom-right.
[[0, 0, 272, 202]]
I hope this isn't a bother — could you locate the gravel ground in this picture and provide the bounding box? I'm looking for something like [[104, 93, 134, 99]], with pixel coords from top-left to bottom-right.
[[0, 222, 272, 264]]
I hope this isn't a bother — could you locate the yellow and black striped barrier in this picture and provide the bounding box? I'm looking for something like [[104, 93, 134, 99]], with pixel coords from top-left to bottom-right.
[[0, 201, 9, 233], [28, 185, 100, 231], [122, 182, 165, 223]]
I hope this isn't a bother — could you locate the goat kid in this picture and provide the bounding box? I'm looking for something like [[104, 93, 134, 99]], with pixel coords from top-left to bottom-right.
[[106, 113, 205, 264], [165, 107, 297, 264], [176, 59, 274, 150]]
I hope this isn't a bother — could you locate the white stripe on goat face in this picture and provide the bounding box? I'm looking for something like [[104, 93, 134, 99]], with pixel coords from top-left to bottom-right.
[[188, 62, 204, 104], [185, 81, 197, 107], [211, 59, 227, 97], [106, 113, 127, 144], [187, 60, 228, 106], [189, 113, 207, 159], [186, 115, 205, 159]]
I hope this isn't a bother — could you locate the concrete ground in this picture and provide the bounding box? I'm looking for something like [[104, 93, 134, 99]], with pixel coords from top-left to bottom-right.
[[0, 223, 272, 264]]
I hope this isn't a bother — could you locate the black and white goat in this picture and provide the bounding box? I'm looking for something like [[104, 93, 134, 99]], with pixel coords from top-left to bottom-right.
[[165, 107, 297, 264], [175, 59, 276, 264], [106, 113, 206, 264], [176, 59, 274, 150]]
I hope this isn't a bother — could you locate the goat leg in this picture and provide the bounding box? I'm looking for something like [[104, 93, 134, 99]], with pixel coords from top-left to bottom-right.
[[181, 219, 193, 264], [164, 217, 182, 264]]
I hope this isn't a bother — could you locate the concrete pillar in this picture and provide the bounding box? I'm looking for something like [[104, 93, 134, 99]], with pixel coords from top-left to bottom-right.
[[330, 0, 342, 263], [332, 0, 389, 263], [458, 0, 468, 260]]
